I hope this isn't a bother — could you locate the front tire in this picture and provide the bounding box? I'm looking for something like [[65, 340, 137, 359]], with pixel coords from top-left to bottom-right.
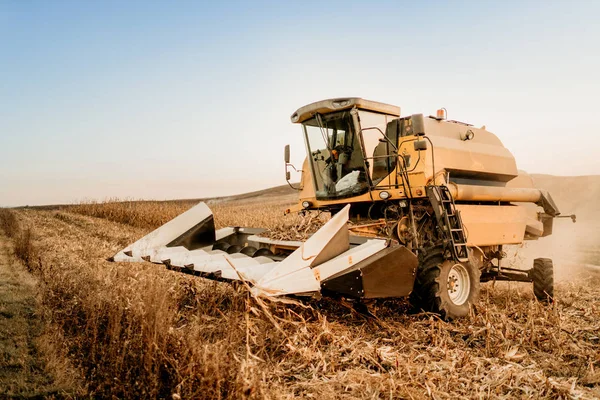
[[410, 247, 480, 320], [531, 258, 554, 303]]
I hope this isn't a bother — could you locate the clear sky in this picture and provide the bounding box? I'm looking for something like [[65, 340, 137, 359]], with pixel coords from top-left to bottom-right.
[[1, 0, 599, 206]]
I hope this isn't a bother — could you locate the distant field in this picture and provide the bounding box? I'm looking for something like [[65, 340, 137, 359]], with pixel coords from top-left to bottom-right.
[[20, 183, 298, 212]]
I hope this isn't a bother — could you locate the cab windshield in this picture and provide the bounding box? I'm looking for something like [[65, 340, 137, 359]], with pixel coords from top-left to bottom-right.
[[302, 110, 396, 200]]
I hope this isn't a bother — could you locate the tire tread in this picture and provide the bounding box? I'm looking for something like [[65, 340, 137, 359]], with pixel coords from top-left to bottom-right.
[[532, 258, 554, 303]]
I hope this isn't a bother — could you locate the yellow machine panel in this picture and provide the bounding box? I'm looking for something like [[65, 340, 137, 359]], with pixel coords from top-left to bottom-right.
[[457, 205, 527, 246]]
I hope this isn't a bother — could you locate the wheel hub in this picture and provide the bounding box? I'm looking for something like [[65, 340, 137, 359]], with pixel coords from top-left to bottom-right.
[[447, 263, 471, 305]]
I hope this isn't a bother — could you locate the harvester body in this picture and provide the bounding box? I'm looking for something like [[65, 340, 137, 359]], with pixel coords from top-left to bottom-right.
[[288, 98, 558, 246], [111, 97, 573, 319]]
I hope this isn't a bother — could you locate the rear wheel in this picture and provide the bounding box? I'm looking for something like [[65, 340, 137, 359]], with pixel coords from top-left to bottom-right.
[[410, 247, 480, 320], [531, 258, 554, 303]]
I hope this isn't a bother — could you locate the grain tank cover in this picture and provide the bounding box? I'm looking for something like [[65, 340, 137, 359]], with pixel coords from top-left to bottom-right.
[[423, 117, 519, 184], [291, 97, 400, 123]]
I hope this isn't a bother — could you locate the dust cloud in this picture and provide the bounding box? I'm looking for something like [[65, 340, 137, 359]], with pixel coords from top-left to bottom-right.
[[501, 174, 600, 280], [506, 220, 600, 281]]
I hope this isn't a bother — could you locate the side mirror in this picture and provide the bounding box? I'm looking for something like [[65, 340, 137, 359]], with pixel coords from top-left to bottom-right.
[[283, 146, 301, 191], [411, 114, 425, 136]]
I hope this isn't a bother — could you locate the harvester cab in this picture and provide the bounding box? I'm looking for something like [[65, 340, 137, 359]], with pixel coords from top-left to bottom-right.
[[286, 98, 404, 204], [110, 97, 575, 320]]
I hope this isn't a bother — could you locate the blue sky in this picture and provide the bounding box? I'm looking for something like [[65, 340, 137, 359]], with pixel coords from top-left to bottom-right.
[[1, 1, 599, 206]]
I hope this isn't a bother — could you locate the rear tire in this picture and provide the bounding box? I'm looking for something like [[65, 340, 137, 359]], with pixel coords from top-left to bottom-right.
[[531, 258, 554, 303], [410, 247, 480, 320]]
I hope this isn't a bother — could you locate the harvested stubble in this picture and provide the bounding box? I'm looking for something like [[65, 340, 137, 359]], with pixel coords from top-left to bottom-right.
[[9, 199, 600, 399]]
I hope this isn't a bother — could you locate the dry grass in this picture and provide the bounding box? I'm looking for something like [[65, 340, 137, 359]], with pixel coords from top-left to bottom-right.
[[68, 195, 326, 241], [0, 209, 82, 398], [0, 208, 37, 268], [6, 199, 600, 399], [0, 208, 19, 238], [68, 198, 199, 229]]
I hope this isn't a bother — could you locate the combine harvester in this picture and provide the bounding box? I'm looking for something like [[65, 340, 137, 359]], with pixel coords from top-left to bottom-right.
[[111, 98, 575, 319]]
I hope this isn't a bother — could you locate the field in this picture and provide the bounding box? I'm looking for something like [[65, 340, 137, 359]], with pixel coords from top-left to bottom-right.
[[1, 176, 599, 399]]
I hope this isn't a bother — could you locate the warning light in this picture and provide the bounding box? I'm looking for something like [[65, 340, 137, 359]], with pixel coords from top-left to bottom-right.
[[436, 108, 447, 120]]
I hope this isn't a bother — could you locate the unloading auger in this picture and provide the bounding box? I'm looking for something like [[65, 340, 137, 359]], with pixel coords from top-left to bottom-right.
[[110, 202, 418, 299]]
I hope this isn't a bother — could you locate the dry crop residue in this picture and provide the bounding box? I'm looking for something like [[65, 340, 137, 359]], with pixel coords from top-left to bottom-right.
[[12, 198, 600, 399]]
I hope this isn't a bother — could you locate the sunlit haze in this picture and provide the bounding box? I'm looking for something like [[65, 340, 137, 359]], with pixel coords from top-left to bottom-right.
[[1, 1, 599, 206]]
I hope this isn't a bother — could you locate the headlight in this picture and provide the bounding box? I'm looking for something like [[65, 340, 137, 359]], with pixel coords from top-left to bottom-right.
[[302, 201, 311, 208], [379, 191, 390, 200], [333, 99, 350, 108]]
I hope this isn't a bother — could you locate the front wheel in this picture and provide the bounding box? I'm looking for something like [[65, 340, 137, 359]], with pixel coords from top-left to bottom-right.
[[410, 248, 480, 320]]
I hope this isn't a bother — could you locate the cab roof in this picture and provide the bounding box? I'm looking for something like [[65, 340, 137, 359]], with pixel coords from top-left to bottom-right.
[[291, 97, 401, 123]]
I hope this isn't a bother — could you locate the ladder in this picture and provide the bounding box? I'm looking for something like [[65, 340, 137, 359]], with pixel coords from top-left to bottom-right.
[[426, 186, 469, 262]]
